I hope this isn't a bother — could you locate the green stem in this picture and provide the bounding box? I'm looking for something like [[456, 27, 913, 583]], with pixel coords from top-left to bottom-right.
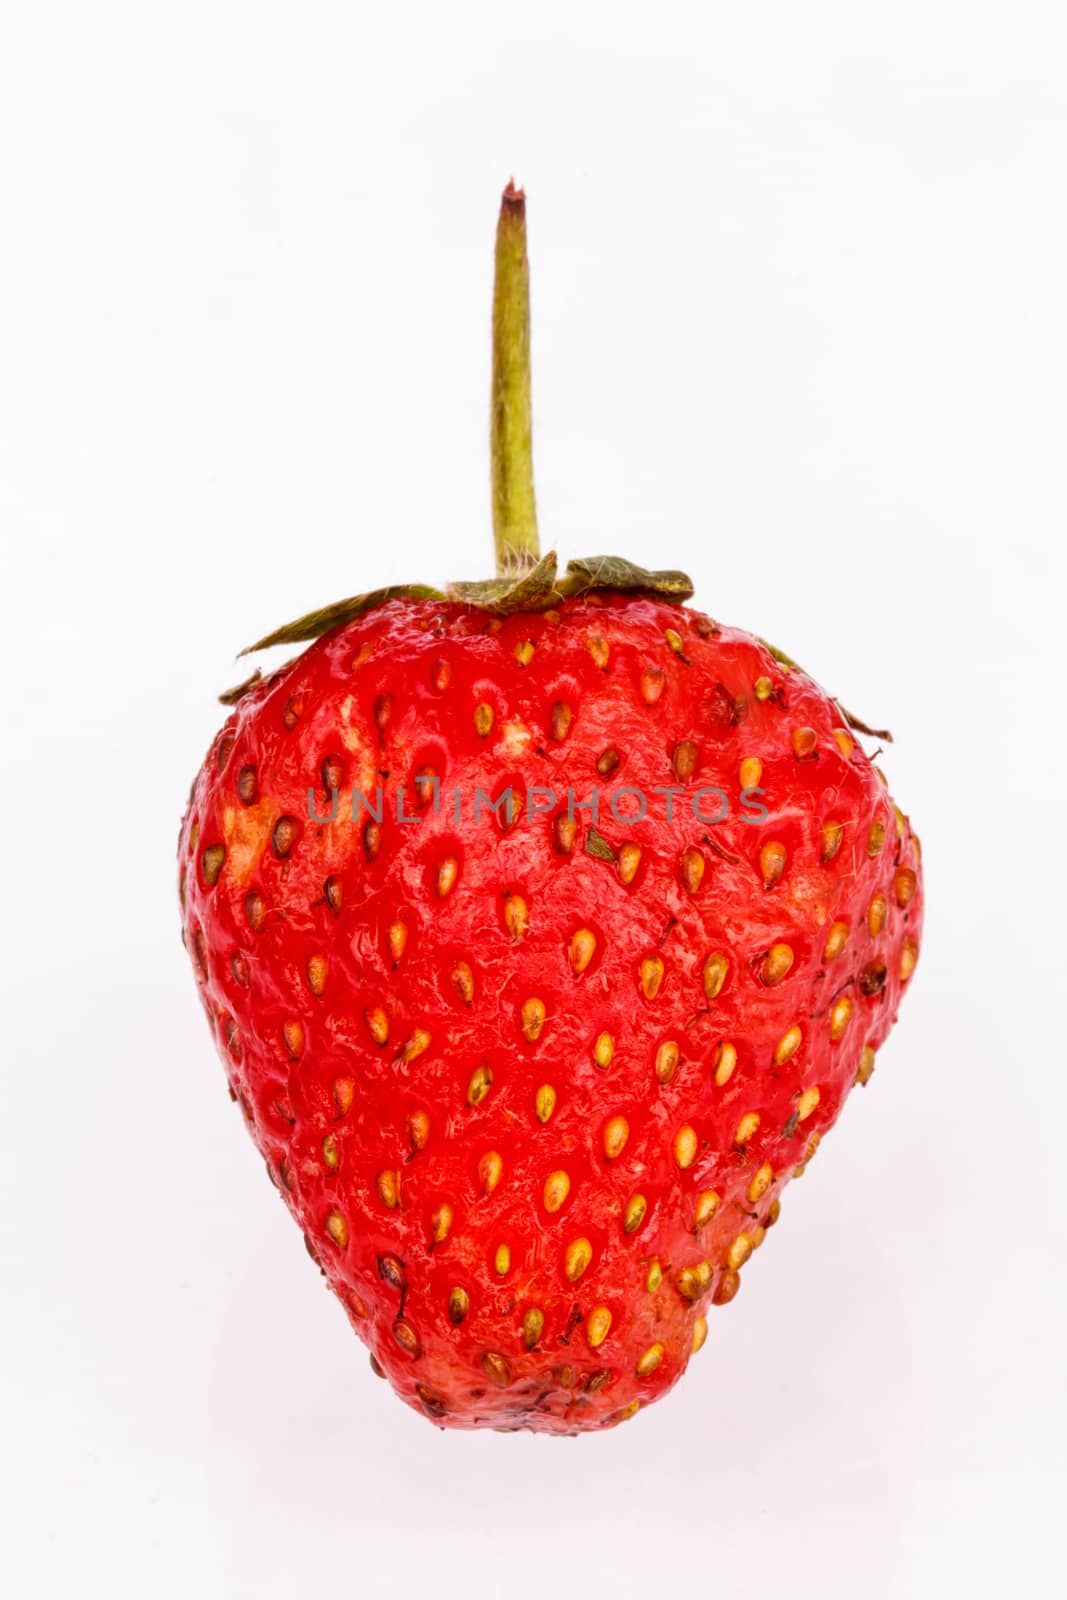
[[491, 181, 540, 576]]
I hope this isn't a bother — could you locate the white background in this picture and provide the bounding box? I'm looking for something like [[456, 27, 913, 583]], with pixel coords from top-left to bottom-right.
[[3, 4, 1065, 1596]]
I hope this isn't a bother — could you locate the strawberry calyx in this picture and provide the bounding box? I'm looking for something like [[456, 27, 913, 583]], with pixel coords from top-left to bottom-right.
[[220, 181, 888, 744]]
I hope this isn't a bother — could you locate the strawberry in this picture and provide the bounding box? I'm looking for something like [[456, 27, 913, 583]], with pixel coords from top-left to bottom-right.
[[179, 184, 922, 1433]]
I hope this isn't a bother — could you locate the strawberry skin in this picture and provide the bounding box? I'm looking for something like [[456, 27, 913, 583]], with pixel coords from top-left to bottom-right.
[[179, 593, 922, 1433]]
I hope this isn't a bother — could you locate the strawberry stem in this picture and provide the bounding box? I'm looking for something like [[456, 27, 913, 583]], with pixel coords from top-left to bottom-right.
[[491, 181, 540, 577]]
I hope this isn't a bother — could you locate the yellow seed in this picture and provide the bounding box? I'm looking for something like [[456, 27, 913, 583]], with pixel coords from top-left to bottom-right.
[[676, 1261, 712, 1302], [636, 1343, 664, 1376], [703, 952, 728, 1002], [307, 954, 328, 996], [867, 818, 886, 857], [727, 1233, 752, 1270], [761, 942, 794, 986], [365, 1007, 389, 1046], [401, 1028, 431, 1064], [550, 701, 573, 740], [694, 1190, 720, 1227], [655, 1040, 680, 1084], [823, 921, 849, 961], [432, 1203, 453, 1243], [603, 1116, 629, 1160], [618, 843, 642, 885], [792, 726, 817, 760], [641, 666, 664, 704], [407, 1108, 429, 1151], [750, 1225, 766, 1251], [430, 658, 450, 690], [664, 627, 685, 655], [894, 805, 907, 839], [494, 1243, 511, 1275], [735, 1111, 760, 1145], [514, 640, 536, 667], [570, 927, 597, 974], [674, 1125, 698, 1169], [282, 1019, 304, 1060], [587, 1306, 612, 1349], [594, 1031, 615, 1069], [467, 1063, 493, 1106], [481, 1351, 511, 1387], [451, 959, 475, 1002], [447, 1286, 469, 1325], [624, 1194, 648, 1233], [774, 1025, 803, 1065], [387, 922, 407, 964], [588, 635, 610, 668], [673, 739, 698, 782], [504, 893, 528, 939], [535, 1083, 557, 1122], [544, 1170, 571, 1212], [376, 1170, 400, 1209], [748, 1163, 774, 1203], [894, 867, 918, 907], [760, 840, 787, 888], [201, 843, 225, 887], [868, 892, 888, 936], [478, 1150, 503, 1193], [856, 1046, 876, 1085], [437, 856, 459, 896], [739, 755, 763, 789], [821, 821, 843, 862], [521, 996, 546, 1042], [797, 1086, 820, 1121], [333, 1078, 355, 1117], [474, 701, 494, 737], [326, 1209, 348, 1248], [616, 1400, 641, 1422], [691, 1316, 708, 1353], [645, 1258, 662, 1292], [680, 846, 705, 893], [754, 675, 774, 701], [554, 814, 577, 854], [564, 1237, 593, 1282], [322, 1133, 340, 1170], [713, 1041, 737, 1086], [829, 995, 853, 1041], [641, 955, 665, 1000], [523, 1307, 544, 1349], [900, 937, 919, 981], [833, 728, 854, 759]]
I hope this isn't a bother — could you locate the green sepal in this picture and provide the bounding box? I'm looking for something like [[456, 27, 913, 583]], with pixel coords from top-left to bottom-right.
[[447, 550, 560, 614], [561, 556, 694, 601], [238, 584, 447, 657]]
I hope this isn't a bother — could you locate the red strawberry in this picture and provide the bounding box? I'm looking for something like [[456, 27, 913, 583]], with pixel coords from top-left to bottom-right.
[[179, 184, 922, 1434]]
